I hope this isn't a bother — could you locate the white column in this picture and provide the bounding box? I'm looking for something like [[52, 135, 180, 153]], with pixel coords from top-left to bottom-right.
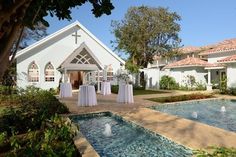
[[63, 68, 67, 83], [97, 70, 101, 93], [83, 72, 87, 84], [68, 72, 71, 83], [207, 69, 212, 91], [88, 72, 90, 84]]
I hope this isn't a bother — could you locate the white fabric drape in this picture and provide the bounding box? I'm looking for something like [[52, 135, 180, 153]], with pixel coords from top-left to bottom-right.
[[59, 83, 72, 98], [101, 82, 111, 95], [117, 84, 134, 103], [78, 85, 97, 106]]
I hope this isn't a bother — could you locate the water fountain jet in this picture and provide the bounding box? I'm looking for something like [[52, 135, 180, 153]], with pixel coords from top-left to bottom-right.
[[191, 111, 198, 119], [103, 123, 112, 137], [221, 106, 226, 112]]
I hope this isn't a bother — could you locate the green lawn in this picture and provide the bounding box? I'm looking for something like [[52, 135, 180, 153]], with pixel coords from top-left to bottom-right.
[[111, 85, 169, 96], [147, 93, 214, 103]]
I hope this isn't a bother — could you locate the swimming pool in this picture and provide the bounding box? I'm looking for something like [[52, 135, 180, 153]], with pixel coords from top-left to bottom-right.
[[150, 99, 236, 132], [71, 112, 192, 157]]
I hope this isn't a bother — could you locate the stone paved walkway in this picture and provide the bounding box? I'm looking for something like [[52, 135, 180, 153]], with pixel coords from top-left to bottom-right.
[[59, 90, 236, 150], [59, 90, 204, 114]]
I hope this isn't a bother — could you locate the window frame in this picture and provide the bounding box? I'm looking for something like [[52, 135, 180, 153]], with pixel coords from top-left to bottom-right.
[[44, 62, 55, 82], [28, 61, 39, 82]]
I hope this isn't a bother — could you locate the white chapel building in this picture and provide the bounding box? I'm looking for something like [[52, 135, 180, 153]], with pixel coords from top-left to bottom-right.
[[15, 21, 125, 90]]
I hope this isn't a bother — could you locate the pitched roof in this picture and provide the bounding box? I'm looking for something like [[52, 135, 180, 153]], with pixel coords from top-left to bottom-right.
[[15, 21, 125, 64], [164, 57, 217, 69], [217, 54, 236, 63], [178, 46, 202, 54], [59, 42, 104, 70], [152, 46, 201, 60], [199, 38, 236, 55]]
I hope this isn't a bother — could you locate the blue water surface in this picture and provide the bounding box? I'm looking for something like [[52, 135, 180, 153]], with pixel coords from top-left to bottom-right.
[[151, 99, 236, 132], [72, 113, 192, 157]]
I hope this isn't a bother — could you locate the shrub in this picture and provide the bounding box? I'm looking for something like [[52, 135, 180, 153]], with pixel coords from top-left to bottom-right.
[[179, 81, 206, 91], [220, 76, 227, 94], [186, 75, 196, 88], [211, 79, 219, 89], [160, 75, 179, 90], [195, 82, 206, 90], [0, 94, 20, 107], [0, 85, 17, 95], [0, 86, 69, 135], [133, 86, 145, 90], [2, 115, 79, 157], [227, 87, 236, 96], [179, 85, 188, 91], [0, 87, 77, 156], [0, 132, 7, 146], [111, 85, 119, 94], [48, 88, 59, 95]]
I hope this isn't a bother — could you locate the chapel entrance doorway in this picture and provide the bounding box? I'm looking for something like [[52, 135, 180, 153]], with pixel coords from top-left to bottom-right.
[[70, 71, 83, 89]]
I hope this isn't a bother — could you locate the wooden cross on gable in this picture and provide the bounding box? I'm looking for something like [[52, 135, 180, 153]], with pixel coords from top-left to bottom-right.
[[72, 31, 81, 44]]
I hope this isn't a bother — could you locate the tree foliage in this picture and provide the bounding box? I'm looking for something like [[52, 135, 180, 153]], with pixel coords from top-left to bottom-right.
[[112, 6, 181, 69], [0, 0, 114, 78]]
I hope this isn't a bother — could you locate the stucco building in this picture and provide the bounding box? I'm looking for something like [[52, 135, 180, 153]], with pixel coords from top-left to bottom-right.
[[145, 38, 236, 90]]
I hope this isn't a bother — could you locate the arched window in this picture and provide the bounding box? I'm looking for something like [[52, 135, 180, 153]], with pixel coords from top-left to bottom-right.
[[107, 65, 113, 81], [45, 62, 54, 82], [28, 61, 39, 82]]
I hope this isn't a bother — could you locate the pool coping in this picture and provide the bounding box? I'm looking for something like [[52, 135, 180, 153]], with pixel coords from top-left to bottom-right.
[[70, 112, 108, 157], [119, 107, 236, 149], [73, 127, 100, 157]]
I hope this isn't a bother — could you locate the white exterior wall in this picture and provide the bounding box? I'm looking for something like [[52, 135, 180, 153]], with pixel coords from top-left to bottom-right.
[[144, 67, 207, 89], [207, 51, 236, 63], [169, 67, 207, 86], [226, 63, 236, 88], [17, 25, 122, 89], [144, 68, 160, 89]]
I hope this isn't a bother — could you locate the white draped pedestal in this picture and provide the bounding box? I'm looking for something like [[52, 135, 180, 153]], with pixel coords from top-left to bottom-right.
[[78, 85, 97, 106], [59, 83, 72, 98], [101, 82, 111, 95], [117, 84, 134, 103]]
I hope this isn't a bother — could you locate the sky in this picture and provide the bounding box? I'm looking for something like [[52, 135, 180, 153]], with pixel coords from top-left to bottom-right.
[[45, 0, 236, 52]]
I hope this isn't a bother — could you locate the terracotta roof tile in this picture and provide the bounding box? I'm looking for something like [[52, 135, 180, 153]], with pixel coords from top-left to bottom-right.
[[164, 57, 217, 69], [179, 46, 202, 54], [199, 38, 236, 55], [218, 54, 236, 63]]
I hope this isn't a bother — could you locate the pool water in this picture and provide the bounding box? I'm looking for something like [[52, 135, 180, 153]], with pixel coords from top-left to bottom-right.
[[151, 99, 236, 132], [72, 113, 192, 157]]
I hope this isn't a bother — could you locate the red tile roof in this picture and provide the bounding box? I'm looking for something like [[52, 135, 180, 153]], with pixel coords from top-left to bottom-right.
[[199, 38, 236, 55], [179, 46, 202, 54], [153, 46, 202, 59], [164, 57, 218, 69], [218, 54, 236, 63]]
